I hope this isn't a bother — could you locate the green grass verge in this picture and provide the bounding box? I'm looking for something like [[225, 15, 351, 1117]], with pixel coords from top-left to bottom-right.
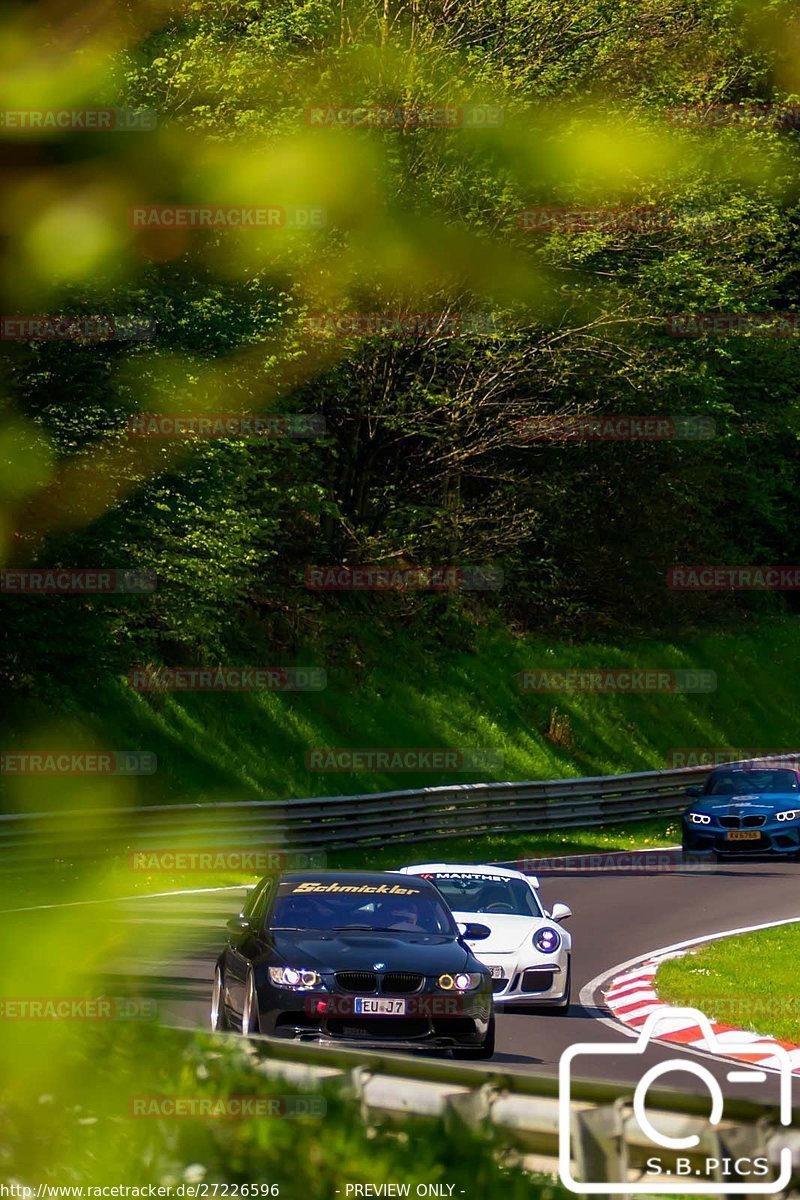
[[4, 614, 800, 810], [0, 1022, 563, 1196], [656, 922, 800, 1044]]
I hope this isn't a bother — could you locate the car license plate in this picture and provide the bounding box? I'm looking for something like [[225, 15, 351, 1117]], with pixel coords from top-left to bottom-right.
[[490, 966, 505, 979], [726, 830, 761, 841], [354, 997, 407, 1015]]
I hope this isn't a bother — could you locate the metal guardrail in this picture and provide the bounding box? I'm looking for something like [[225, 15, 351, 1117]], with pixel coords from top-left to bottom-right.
[[2, 756, 798, 866], [232, 1034, 800, 1192]]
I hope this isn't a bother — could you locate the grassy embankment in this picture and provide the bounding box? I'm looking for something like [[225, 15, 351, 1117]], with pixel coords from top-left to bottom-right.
[[3, 615, 800, 898], [657, 922, 800, 1044]]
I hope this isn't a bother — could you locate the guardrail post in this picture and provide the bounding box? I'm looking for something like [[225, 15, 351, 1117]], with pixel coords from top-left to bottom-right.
[[571, 1098, 628, 1188], [443, 1082, 499, 1130], [718, 1121, 793, 1196], [347, 1064, 376, 1123]]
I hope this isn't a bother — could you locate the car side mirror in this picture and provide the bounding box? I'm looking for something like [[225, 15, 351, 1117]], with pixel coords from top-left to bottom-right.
[[550, 902, 572, 922], [226, 915, 252, 934], [686, 785, 702, 797], [458, 921, 491, 940]]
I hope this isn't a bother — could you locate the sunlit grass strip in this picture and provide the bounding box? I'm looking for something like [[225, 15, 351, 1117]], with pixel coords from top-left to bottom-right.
[[0, 817, 679, 907], [656, 922, 800, 1045]]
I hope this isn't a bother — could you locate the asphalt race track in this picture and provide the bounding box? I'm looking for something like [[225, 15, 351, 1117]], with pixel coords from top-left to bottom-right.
[[47, 848, 800, 1106]]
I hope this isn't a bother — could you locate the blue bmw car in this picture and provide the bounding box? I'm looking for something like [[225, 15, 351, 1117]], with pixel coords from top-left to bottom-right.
[[682, 764, 800, 859]]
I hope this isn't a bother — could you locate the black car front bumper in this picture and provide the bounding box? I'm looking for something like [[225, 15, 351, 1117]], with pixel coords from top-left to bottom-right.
[[258, 983, 493, 1049]]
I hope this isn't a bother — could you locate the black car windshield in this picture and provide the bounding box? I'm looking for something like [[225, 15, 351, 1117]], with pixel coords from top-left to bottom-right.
[[423, 873, 542, 917], [268, 881, 456, 934], [703, 769, 800, 796]]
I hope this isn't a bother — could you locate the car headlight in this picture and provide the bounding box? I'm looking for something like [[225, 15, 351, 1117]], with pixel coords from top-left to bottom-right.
[[268, 967, 324, 990], [776, 809, 799, 822], [437, 972, 482, 991], [688, 812, 711, 825], [533, 927, 561, 953]]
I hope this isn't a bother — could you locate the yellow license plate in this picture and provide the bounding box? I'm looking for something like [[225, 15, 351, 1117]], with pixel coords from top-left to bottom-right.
[[725, 830, 761, 841]]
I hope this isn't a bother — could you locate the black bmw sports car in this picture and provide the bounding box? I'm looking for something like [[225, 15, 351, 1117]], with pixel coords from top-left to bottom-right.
[[682, 763, 800, 859], [211, 870, 495, 1057]]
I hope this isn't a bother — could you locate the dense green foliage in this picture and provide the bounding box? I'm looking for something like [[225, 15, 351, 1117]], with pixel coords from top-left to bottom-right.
[[4, 0, 800, 721], [4, 4, 800, 1191]]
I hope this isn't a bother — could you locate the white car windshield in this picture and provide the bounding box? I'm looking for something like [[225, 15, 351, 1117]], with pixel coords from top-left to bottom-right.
[[422, 873, 543, 917]]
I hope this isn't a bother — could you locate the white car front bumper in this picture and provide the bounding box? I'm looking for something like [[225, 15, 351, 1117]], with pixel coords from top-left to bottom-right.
[[477, 951, 570, 1005]]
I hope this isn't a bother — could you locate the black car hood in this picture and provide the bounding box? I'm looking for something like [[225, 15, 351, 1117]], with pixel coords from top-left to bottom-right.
[[268, 930, 473, 973], [692, 793, 798, 816]]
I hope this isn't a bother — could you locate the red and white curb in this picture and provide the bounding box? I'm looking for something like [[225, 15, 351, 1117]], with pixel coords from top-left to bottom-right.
[[604, 953, 800, 1073]]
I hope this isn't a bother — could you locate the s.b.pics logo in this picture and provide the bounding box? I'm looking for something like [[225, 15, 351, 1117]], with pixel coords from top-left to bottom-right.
[[558, 1008, 793, 1194]]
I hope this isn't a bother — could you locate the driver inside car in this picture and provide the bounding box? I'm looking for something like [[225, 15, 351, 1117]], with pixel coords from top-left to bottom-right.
[[381, 899, 422, 930], [475, 884, 512, 912]]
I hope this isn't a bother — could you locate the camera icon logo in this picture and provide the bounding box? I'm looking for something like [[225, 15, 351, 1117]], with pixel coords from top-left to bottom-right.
[[558, 1006, 793, 1194]]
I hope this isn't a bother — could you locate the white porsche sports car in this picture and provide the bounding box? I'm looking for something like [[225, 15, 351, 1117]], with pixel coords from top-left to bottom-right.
[[397, 862, 572, 1011]]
